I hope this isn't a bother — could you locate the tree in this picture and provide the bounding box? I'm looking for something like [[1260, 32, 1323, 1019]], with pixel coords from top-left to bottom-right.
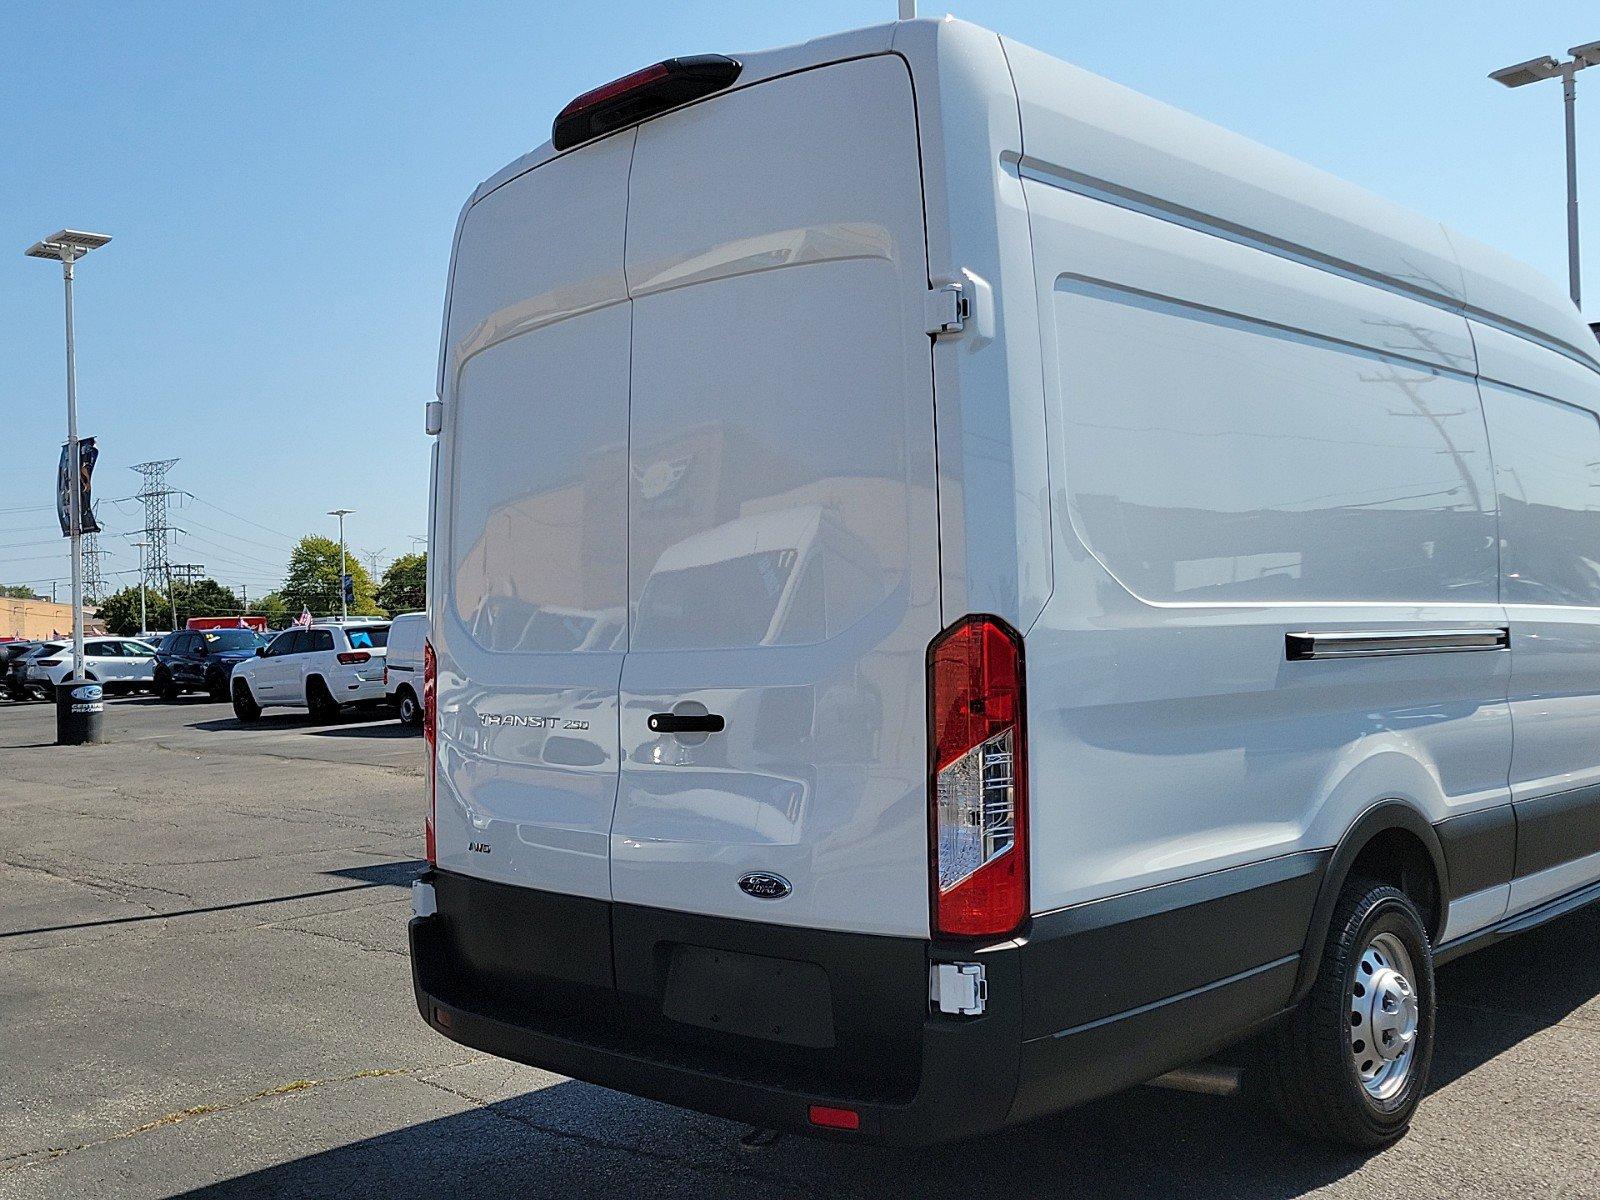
[[376, 552, 426, 615], [0, 584, 41, 600], [255, 591, 289, 629], [98, 585, 169, 635], [171, 577, 243, 621], [281, 535, 381, 618]]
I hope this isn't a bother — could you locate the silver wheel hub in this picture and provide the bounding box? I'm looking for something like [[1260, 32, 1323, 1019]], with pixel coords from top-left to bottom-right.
[[1349, 932, 1419, 1102]]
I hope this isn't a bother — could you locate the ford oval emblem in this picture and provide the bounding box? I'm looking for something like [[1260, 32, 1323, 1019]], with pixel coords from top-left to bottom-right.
[[738, 871, 792, 900], [70, 684, 102, 702]]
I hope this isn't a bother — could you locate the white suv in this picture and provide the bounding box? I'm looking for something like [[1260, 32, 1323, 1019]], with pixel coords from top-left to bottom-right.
[[28, 638, 159, 696], [230, 622, 389, 722]]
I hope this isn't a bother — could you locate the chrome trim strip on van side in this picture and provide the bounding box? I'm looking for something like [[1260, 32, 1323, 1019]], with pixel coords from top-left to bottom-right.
[[1284, 627, 1510, 661]]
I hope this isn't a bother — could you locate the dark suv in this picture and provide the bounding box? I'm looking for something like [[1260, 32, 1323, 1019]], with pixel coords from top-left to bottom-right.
[[154, 628, 266, 701]]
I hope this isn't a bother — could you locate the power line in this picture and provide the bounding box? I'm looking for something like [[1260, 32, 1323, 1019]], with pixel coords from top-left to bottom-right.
[[178, 515, 293, 554], [171, 530, 285, 572], [183, 494, 297, 542]]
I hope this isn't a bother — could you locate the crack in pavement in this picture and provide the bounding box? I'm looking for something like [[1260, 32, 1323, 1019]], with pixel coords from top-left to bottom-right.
[[0, 857, 191, 913], [262, 919, 408, 957], [0, 1059, 486, 1179]]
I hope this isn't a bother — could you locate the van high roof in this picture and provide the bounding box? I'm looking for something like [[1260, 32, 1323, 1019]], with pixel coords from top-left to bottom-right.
[[447, 16, 1595, 397]]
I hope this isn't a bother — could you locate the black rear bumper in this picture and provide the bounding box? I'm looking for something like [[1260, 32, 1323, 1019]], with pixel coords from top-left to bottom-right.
[[410, 857, 1322, 1145]]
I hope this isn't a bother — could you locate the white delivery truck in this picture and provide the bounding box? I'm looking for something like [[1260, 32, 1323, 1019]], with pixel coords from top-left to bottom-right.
[[410, 17, 1600, 1148]]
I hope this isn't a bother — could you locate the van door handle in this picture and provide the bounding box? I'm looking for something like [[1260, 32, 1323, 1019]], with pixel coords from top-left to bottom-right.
[[648, 712, 725, 734]]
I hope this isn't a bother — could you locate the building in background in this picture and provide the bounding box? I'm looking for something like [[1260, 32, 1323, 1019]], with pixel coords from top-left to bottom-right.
[[0, 597, 104, 641]]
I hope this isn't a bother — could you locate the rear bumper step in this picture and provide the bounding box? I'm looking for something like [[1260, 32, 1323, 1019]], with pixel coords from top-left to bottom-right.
[[409, 862, 1318, 1143]]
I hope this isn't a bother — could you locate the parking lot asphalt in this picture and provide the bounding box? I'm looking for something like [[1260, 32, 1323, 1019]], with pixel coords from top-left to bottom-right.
[[1, 693, 1597, 1199]]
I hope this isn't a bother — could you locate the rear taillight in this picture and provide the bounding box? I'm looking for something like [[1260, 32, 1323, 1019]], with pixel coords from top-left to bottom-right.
[[551, 54, 742, 151], [423, 638, 437, 865], [337, 651, 370, 665], [928, 616, 1027, 938]]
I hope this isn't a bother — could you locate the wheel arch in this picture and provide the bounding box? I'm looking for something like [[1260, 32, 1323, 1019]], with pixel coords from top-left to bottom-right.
[[1291, 800, 1448, 1006]]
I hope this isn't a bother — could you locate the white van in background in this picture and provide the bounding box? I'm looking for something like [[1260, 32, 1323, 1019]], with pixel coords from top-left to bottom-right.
[[410, 17, 1600, 1149], [384, 612, 429, 726]]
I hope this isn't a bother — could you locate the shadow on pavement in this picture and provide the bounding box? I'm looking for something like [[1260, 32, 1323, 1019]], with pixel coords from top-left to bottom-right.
[[1429, 900, 1600, 1091], [308, 721, 417, 740], [164, 1077, 1375, 1200], [323, 860, 428, 887], [165, 903, 1600, 1200]]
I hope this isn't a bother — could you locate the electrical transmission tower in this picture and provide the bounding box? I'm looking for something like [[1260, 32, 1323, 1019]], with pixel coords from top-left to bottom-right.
[[131, 459, 180, 593], [81, 532, 108, 604]]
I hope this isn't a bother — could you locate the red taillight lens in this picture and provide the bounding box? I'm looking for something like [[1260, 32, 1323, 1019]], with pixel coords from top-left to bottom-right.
[[808, 1104, 860, 1131], [928, 616, 1027, 938], [337, 651, 370, 665], [423, 638, 437, 865], [551, 54, 742, 150]]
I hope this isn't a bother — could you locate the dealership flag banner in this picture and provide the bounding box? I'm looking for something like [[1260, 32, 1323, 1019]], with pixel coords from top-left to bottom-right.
[[296, 606, 313, 628], [56, 437, 101, 537]]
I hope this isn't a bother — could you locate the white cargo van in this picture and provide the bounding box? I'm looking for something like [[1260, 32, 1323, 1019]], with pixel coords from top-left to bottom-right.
[[410, 17, 1600, 1148], [384, 612, 429, 725]]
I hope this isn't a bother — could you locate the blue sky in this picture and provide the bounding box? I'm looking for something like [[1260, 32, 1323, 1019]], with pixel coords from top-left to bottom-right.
[[1, 1, 1595, 600]]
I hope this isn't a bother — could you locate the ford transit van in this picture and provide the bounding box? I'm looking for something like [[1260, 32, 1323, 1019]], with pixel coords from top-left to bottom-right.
[[410, 17, 1600, 1148]]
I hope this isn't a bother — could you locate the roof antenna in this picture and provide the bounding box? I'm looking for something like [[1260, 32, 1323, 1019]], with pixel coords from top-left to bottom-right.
[[899, 0, 916, 17]]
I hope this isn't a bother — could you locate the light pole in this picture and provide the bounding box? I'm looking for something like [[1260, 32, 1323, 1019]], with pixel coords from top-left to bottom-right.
[[1491, 41, 1600, 309], [329, 508, 353, 619], [132, 540, 149, 635], [26, 229, 111, 746]]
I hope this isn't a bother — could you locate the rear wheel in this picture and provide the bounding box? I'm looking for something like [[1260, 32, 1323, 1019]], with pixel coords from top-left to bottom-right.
[[1267, 879, 1435, 1148], [232, 680, 261, 723], [306, 676, 341, 722], [396, 686, 421, 727]]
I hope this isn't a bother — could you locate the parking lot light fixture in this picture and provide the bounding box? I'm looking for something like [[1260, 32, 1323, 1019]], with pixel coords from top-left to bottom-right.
[[328, 509, 354, 620], [25, 230, 111, 736], [1490, 45, 1598, 307]]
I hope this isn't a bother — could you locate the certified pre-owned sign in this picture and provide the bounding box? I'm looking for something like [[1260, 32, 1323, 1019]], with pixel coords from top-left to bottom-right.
[[69, 683, 104, 713]]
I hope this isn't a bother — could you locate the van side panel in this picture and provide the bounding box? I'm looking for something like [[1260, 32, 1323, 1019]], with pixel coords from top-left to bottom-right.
[[1020, 177, 1514, 937], [611, 58, 941, 937], [432, 131, 635, 900], [1472, 322, 1600, 915]]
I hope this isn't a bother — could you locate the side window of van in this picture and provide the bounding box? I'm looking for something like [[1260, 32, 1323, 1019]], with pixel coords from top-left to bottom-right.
[[1481, 385, 1600, 607], [1051, 280, 1498, 604]]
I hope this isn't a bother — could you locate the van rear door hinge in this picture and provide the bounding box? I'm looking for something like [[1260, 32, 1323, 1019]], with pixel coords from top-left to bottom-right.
[[924, 282, 968, 337]]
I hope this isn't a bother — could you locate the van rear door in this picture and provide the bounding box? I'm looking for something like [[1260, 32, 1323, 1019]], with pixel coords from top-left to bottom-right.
[[613, 56, 942, 938], [433, 131, 634, 901]]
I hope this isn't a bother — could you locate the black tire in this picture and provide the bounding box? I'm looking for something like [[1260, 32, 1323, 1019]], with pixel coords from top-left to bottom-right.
[[306, 676, 341, 722], [1267, 879, 1436, 1148], [206, 670, 229, 702], [396, 686, 422, 727], [156, 667, 180, 702], [232, 680, 261, 723]]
